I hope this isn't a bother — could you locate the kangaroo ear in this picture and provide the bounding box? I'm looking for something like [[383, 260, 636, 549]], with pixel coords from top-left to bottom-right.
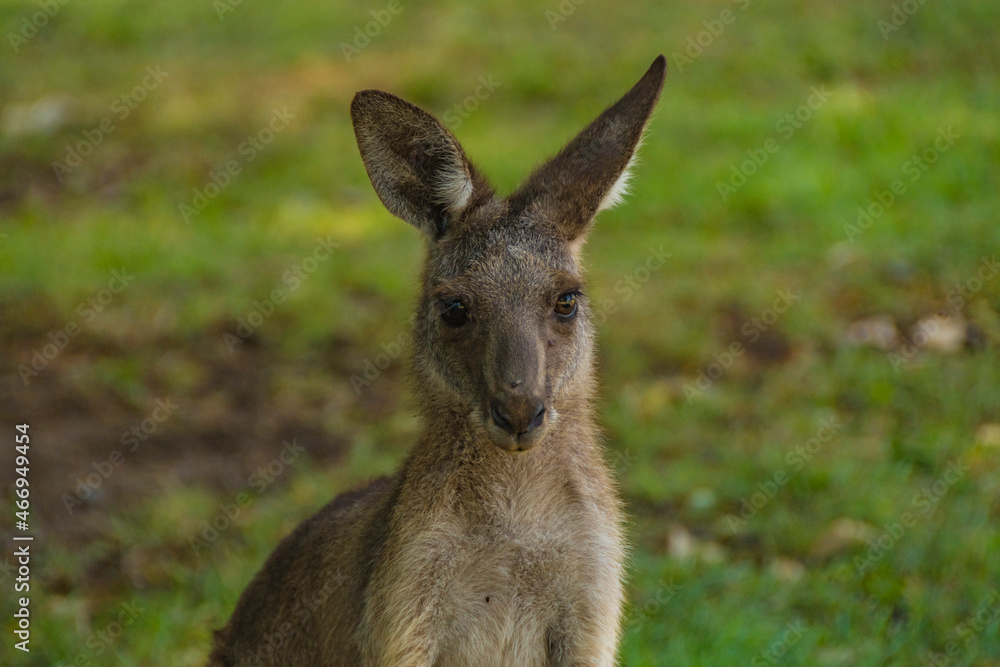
[[351, 90, 488, 239], [511, 55, 666, 242]]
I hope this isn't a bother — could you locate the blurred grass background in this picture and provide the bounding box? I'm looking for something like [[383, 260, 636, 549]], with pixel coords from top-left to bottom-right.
[[1, 0, 999, 664]]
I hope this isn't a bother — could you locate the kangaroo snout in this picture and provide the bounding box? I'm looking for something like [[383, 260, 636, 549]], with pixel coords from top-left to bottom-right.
[[489, 395, 547, 451]]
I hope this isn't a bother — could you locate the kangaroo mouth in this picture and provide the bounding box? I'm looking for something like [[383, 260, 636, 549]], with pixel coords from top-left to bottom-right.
[[487, 427, 547, 453]]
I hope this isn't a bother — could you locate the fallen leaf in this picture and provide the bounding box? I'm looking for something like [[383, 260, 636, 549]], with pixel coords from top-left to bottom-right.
[[845, 315, 898, 351], [769, 557, 806, 583], [975, 423, 1000, 449], [910, 313, 966, 354], [666, 523, 725, 564], [810, 517, 878, 559]]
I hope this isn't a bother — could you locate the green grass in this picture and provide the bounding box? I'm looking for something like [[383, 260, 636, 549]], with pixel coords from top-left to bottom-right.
[[2, 0, 999, 664]]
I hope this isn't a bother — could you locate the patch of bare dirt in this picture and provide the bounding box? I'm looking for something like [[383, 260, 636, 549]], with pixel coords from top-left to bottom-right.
[[0, 297, 404, 548]]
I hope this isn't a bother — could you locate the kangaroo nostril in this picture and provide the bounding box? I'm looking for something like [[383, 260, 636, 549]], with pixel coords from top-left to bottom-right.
[[524, 403, 546, 434], [490, 400, 514, 434]]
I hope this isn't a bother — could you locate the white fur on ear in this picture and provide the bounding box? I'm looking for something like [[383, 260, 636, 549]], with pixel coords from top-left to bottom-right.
[[596, 154, 637, 213], [597, 123, 649, 214], [566, 233, 589, 259], [437, 163, 474, 215]]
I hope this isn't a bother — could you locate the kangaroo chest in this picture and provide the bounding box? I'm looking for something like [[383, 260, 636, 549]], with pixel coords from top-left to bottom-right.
[[429, 494, 607, 666]]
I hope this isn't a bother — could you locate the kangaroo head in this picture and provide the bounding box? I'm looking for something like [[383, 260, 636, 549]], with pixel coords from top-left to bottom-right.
[[351, 56, 665, 453]]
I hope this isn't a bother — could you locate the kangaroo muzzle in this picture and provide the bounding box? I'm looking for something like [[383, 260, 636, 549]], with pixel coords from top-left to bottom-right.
[[485, 331, 548, 451]]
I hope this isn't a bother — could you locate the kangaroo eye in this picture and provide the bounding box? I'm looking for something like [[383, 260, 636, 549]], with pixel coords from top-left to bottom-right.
[[440, 299, 469, 327], [554, 293, 578, 319]]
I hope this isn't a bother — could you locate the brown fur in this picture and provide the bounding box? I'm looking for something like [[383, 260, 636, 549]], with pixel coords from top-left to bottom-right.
[[209, 55, 666, 666]]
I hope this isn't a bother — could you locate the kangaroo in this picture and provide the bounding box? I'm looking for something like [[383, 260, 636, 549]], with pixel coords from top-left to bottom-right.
[[209, 55, 666, 667]]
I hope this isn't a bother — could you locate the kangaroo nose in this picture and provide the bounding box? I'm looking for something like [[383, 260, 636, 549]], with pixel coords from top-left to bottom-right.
[[490, 398, 546, 436]]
